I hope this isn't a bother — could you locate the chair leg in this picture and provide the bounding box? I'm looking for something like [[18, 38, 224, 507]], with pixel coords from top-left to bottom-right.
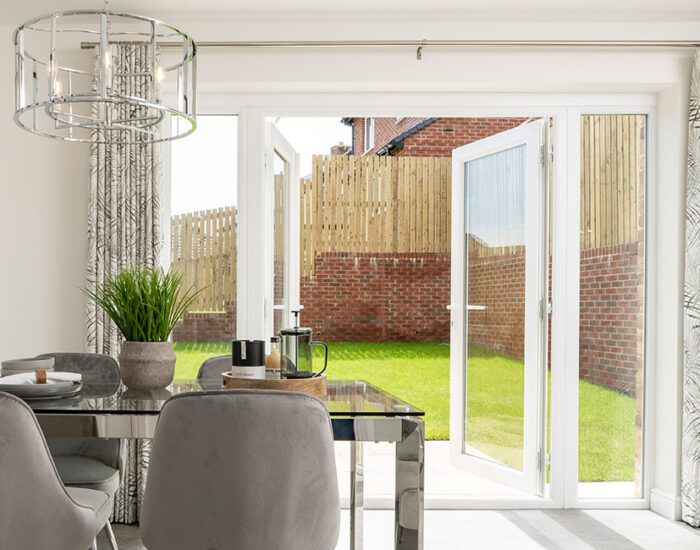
[[89, 538, 97, 550], [104, 522, 119, 550]]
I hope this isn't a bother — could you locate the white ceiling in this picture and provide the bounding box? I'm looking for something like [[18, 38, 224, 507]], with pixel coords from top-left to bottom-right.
[[2, 0, 700, 25]]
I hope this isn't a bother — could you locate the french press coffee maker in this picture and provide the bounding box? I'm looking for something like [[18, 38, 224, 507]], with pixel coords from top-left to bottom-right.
[[279, 310, 328, 379]]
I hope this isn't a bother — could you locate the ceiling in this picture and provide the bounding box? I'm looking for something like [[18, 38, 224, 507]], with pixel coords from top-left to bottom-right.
[[2, 0, 700, 25]]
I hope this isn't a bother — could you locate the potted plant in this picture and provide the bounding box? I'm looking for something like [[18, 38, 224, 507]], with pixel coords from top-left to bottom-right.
[[83, 267, 204, 390]]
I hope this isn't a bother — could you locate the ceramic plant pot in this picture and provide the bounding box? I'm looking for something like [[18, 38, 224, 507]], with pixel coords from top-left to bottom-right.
[[118, 341, 176, 391]]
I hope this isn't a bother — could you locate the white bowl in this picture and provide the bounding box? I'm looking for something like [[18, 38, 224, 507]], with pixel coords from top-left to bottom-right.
[[1, 357, 55, 376]]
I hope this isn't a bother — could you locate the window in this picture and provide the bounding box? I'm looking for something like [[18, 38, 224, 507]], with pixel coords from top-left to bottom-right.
[[364, 117, 375, 151], [577, 114, 647, 499], [169, 115, 238, 356]]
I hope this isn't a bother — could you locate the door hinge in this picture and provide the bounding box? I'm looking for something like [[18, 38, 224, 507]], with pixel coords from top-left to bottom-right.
[[540, 298, 553, 319], [540, 145, 546, 167], [537, 449, 550, 472]]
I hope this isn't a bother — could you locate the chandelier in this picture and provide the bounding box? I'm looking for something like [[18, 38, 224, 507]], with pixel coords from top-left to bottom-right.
[[13, 7, 197, 143]]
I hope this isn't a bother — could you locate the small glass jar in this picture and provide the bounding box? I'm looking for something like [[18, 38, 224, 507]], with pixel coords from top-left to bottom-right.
[[265, 337, 282, 379]]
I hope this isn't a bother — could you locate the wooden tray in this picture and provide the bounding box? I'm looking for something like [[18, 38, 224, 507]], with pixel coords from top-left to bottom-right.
[[222, 372, 327, 398]]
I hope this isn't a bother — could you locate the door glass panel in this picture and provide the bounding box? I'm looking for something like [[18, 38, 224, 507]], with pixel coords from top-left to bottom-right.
[[464, 144, 526, 471], [169, 115, 238, 377], [273, 151, 288, 334], [578, 114, 646, 499]]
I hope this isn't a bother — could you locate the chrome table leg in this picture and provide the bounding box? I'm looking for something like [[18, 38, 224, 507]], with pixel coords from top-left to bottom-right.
[[350, 440, 364, 550], [395, 419, 424, 550]]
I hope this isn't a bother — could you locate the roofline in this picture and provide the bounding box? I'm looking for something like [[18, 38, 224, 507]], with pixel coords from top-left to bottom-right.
[[375, 117, 438, 155]]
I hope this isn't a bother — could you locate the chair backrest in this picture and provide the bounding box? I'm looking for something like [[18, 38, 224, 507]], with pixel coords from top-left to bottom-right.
[[141, 390, 340, 550], [36, 352, 123, 471], [0, 392, 100, 550], [196, 354, 231, 380]]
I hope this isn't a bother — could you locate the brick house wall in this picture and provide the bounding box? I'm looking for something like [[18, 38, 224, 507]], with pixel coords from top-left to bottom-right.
[[349, 117, 528, 157]]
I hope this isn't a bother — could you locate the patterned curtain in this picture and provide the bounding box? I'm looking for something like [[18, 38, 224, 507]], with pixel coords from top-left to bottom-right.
[[683, 48, 700, 528], [87, 43, 162, 523]]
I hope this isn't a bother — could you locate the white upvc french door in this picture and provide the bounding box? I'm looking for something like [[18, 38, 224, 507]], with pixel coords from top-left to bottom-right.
[[264, 121, 300, 339], [449, 120, 549, 495]]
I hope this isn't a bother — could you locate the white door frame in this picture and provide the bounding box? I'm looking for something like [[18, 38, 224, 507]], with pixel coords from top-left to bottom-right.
[[264, 122, 301, 339], [187, 93, 657, 510], [449, 120, 548, 496]]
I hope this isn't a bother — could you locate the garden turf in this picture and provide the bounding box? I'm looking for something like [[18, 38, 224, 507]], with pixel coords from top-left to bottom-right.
[[173, 341, 636, 482]]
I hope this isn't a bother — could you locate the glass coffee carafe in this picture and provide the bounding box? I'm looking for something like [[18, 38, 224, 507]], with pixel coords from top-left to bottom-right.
[[279, 311, 328, 379]]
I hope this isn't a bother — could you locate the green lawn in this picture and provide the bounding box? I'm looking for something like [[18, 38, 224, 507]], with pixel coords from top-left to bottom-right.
[[173, 341, 637, 482]]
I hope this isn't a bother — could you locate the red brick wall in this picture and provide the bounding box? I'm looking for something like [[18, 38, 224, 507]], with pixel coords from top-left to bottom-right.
[[579, 243, 644, 396], [173, 300, 236, 342], [398, 117, 528, 157], [351, 117, 427, 155], [467, 251, 525, 360], [351, 117, 527, 157], [301, 252, 450, 342], [173, 246, 643, 397]]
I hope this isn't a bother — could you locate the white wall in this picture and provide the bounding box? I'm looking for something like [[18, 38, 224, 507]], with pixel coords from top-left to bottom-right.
[[0, 24, 89, 359]]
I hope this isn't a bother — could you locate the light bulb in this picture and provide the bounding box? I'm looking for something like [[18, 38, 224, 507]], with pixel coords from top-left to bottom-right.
[[155, 65, 165, 83], [53, 79, 63, 96], [104, 50, 112, 68]]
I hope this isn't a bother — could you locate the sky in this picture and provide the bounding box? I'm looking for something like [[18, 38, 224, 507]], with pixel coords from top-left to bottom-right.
[[170, 116, 351, 215]]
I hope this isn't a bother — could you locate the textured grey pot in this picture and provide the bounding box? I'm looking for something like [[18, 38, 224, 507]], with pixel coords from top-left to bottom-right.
[[118, 341, 176, 391]]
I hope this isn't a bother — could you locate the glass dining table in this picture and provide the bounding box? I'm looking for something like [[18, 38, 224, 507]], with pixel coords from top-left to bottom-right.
[[30, 378, 425, 550]]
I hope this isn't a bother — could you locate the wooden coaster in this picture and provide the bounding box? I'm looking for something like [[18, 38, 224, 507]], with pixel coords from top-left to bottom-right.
[[221, 372, 327, 398]]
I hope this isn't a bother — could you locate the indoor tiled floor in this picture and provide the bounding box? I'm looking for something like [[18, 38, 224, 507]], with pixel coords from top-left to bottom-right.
[[102, 510, 700, 550]]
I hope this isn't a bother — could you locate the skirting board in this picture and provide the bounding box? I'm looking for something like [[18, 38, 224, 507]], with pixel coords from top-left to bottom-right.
[[650, 488, 681, 520]]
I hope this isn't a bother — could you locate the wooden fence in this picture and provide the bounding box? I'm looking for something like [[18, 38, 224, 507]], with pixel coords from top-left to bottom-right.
[[301, 155, 451, 276], [580, 114, 646, 250], [170, 206, 237, 312]]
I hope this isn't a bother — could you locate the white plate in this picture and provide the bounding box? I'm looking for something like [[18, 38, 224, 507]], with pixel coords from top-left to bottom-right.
[[1, 357, 55, 374], [0, 380, 81, 398]]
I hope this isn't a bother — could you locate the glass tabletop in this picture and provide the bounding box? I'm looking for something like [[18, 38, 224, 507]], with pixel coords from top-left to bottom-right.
[[26, 378, 424, 417]]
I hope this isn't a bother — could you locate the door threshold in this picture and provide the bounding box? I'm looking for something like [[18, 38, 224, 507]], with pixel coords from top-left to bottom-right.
[[341, 495, 559, 510]]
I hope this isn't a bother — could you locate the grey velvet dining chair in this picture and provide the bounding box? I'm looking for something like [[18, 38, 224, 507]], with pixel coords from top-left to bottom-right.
[[196, 354, 231, 380], [0, 391, 113, 550], [141, 389, 340, 550], [36, 352, 123, 550]]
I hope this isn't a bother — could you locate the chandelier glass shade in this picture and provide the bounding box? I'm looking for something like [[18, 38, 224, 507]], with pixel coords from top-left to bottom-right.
[[13, 10, 197, 143]]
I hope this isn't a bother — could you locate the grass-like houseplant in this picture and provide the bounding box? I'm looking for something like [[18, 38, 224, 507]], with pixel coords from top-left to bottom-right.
[[83, 267, 204, 390]]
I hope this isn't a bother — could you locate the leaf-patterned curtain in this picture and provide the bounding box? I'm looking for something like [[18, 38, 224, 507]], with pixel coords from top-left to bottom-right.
[[87, 43, 162, 524], [683, 48, 700, 528]]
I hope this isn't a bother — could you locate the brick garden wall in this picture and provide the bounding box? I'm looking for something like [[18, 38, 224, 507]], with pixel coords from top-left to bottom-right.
[[579, 243, 644, 396], [466, 252, 525, 360], [173, 300, 236, 342], [301, 252, 451, 342], [173, 246, 643, 396]]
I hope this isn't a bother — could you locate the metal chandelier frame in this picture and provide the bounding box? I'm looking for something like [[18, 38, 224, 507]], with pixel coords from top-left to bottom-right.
[[13, 9, 197, 144]]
